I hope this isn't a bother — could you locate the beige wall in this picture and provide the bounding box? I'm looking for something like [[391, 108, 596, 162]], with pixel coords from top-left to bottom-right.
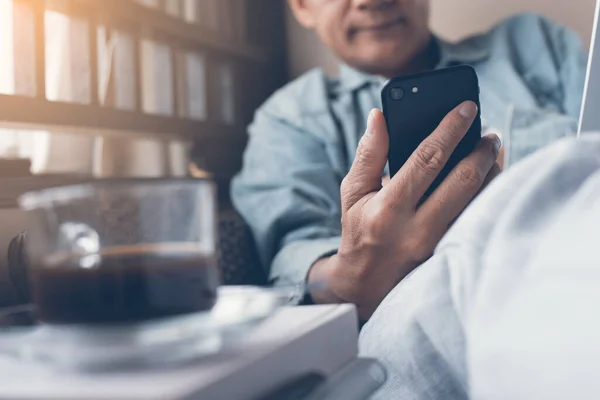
[[286, 0, 597, 78]]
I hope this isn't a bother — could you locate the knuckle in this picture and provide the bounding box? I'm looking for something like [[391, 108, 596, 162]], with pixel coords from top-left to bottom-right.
[[354, 137, 375, 166], [341, 175, 360, 199], [341, 180, 362, 207], [340, 212, 351, 228], [414, 141, 447, 175], [414, 245, 433, 263], [442, 112, 468, 137], [481, 136, 500, 158], [353, 262, 372, 282], [405, 235, 434, 263], [340, 175, 352, 196], [404, 237, 426, 261], [363, 203, 388, 238], [456, 163, 485, 189]]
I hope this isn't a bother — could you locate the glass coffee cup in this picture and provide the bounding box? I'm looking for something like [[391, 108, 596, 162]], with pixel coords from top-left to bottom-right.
[[18, 179, 219, 326]]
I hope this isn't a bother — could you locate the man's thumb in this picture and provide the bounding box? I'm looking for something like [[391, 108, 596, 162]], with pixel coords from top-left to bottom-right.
[[341, 109, 389, 211]]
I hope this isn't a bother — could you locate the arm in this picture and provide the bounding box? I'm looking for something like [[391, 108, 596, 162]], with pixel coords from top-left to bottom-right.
[[231, 107, 343, 291], [506, 14, 586, 118], [498, 15, 587, 165], [543, 17, 587, 119], [235, 101, 499, 319]]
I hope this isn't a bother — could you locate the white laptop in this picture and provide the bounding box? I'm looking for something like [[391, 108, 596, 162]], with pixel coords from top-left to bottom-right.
[[579, 0, 600, 134]]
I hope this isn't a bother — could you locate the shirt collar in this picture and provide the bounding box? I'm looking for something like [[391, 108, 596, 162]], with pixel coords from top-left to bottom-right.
[[339, 35, 491, 92]]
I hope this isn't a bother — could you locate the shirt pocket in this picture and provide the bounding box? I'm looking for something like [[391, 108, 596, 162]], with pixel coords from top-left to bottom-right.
[[522, 65, 563, 113]]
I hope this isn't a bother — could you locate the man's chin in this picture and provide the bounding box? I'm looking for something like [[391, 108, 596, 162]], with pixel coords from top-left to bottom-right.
[[351, 54, 414, 78]]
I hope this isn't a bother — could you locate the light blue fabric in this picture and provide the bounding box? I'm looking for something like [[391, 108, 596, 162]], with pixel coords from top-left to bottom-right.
[[231, 13, 586, 287], [360, 134, 600, 400]]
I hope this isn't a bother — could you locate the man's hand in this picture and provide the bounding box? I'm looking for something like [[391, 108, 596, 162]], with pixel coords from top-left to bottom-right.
[[497, 146, 505, 170], [309, 102, 501, 320]]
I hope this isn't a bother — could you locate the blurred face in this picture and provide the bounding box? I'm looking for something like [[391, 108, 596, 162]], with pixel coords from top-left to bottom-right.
[[289, 0, 432, 77]]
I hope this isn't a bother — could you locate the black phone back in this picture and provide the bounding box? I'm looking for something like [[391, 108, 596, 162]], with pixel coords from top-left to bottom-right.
[[382, 65, 481, 196]]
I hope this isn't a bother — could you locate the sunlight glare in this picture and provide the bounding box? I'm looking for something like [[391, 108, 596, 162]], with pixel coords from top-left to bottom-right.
[[0, 0, 15, 95]]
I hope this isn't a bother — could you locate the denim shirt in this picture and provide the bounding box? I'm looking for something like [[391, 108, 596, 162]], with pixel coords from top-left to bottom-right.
[[231, 13, 587, 287]]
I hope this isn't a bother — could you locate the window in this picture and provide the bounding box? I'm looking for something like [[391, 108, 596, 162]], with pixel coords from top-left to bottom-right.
[[0, 0, 55, 173], [0, 0, 281, 188], [185, 52, 207, 121]]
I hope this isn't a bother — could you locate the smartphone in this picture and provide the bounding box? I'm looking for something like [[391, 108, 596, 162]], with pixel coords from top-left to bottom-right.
[[381, 65, 482, 197]]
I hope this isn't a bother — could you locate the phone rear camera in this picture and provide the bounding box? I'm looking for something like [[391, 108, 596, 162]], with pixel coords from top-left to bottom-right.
[[390, 87, 404, 101]]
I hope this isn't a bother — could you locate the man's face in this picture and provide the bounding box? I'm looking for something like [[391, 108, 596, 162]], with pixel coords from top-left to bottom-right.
[[290, 0, 432, 77]]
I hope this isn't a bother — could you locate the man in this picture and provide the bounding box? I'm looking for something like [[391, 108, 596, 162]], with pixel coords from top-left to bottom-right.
[[232, 0, 585, 320]]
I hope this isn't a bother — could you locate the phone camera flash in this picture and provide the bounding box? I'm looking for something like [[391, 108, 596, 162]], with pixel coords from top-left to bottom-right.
[[412, 87, 419, 94]]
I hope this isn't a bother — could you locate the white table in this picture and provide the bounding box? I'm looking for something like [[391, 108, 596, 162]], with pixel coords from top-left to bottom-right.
[[0, 305, 362, 400]]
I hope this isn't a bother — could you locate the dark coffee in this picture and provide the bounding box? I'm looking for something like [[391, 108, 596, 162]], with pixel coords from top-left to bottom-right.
[[30, 245, 219, 325]]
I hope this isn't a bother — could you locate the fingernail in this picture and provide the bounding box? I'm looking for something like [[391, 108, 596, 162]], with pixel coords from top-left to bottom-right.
[[459, 102, 478, 119], [367, 109, 378, 128], [486, 133, 502, 151]]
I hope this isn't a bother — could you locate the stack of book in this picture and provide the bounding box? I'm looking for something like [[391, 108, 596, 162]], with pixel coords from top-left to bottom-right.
[[0, 305, 365, 400], [181, 0, 247, 41], [133, 1, 250, 45]]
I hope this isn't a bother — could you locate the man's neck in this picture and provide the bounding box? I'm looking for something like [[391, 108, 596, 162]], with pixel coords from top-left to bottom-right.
[[382, 36, 440, 78]]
